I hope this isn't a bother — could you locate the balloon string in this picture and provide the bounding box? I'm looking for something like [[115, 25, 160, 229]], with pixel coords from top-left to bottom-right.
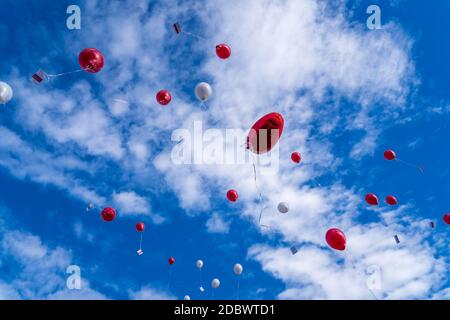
[[139, 232, 143, 250], [47, 69, 85, 78], [236, 277, 241, 300], [181, 30, 207, 41], [252, 157, 265, 225], [167, 267, 173, 291], [396, 158, 424, 174]]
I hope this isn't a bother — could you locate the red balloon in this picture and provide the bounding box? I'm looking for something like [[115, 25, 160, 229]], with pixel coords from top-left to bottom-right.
[[385, 195, 398, 206], [136, 222, 145, 232], [443, 214, 450, 225], [101, 207, 116, 222], [325, 228, 346, 251], [227, 189, 238, 202], [169, 257, 175, 265], [79, 48, 105, 73], [365, 193, 379, 206], [247, 112, 284, 154], [384, 149, 396, 161], [156, 90, 171, 105], [291, 152, 301, 164], [216, 44, 231, 59]]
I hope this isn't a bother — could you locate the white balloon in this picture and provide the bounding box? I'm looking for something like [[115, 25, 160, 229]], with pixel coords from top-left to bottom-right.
[[196, 259, 204, 270], [277, 202, 289, 214], [184, 295, 191, 300], [0, 81, 13, 104], [233, 263, 243, 276], [211, 278, 220, 289], [195, 82, 212, 102]]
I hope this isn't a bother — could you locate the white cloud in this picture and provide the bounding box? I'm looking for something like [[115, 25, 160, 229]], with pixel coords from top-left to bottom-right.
[[0, 229, 106, 300], [206, 212, 230, 234], [129, 286, 176, 300], [112, 191, 151, 215]]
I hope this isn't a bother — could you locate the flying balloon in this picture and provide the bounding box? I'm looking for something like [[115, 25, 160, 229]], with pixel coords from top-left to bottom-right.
[[247, 112, 284, 154], [101, 207, 116, 222], [78, 48, 104, 73], [385, 196, 397, 206], [277, 202, 289, 214], [227, 189, 238, 202], [291, 152, 301, 164], [136, 222, 145, 232], [195, 82, 212, 102], [211, 278, 220, 289], [196, 260, 204, 270], [216, 44, 231, 59], [0, 81, 13, 104], [184, 295, 191, 300], [325, 228, 346, 251], [384, 150, 396, 161], [156, 89, 171, 105], [365, 193, 379, 206], [233, 264, 243, 276], [443, 214, 450, 225], [169, 257, 175, 266]]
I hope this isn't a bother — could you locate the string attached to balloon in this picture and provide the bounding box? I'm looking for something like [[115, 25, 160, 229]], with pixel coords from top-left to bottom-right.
[[31, 48, 104, 85], [136, 222, 145, 256], [233, 264, 243, 300], [384, 149, 424, 174], [196, 260, 204, 293], [173, 22, 207, 41], [173, 22, 231, 60], [167, 257, 175, 290]]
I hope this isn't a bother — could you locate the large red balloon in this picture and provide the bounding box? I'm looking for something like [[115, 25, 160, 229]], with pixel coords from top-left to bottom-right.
[[136, 222, 145, 232], [216, 44, 231, 59], [156, 89, 171, 105], [247, 112, 284, 154], [443, 214, 450, 225], [384, 149, 396, 161], [326, 228, 346, 251], [365, 193, 379, 206], [385, 195, 398, 206], [227, 189, 238, 202], [79, 48, 104, 73], [291, 152, 302, 164], [101, 207, 116, 222], [169, 257, 175, 265]]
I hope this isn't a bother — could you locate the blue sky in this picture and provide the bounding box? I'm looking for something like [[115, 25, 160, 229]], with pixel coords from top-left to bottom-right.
[[0, 0, 449, 300]]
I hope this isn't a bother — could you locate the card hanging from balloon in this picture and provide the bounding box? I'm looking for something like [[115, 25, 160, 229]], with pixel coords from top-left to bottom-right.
[[430, 221, 435, 228], [200, 286, 205, 292], [31, 69, 49, 84], [173, 22, 181, 34], [31, 68, 85, 84], [137, 249, 144, 256], [290, 246, 299, 255], [86, 203, 95, 212], [172, 22, 206, 40], [394, 235, 400, 244]]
